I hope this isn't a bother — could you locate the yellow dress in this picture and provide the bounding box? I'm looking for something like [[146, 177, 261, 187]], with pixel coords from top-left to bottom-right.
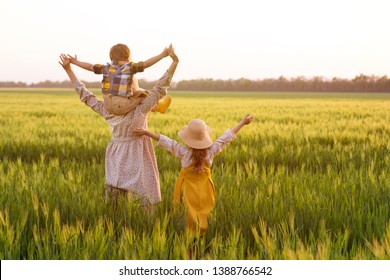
[[173, 165, 215, 234], [157, 130, 236, 233]]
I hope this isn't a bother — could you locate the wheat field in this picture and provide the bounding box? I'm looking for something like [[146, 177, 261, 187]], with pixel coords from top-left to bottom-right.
[[0, 88, 389, 260]]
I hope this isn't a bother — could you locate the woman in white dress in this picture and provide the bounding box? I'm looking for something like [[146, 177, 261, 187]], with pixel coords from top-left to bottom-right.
[[58, 46, 179, 213]]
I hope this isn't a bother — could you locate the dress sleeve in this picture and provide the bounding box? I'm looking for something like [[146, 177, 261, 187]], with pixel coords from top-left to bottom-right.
[[158, 135, 188, 159], [72, 79, 108, 117], [138, 70, 171, 114], [209, 129, 236, 157]]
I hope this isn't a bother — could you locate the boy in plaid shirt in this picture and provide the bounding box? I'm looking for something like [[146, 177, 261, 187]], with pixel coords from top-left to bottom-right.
[[67, 43, 172, 115]]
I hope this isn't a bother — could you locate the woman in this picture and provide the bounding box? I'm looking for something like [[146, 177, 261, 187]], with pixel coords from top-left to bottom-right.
[[58, 46, 179, 213]]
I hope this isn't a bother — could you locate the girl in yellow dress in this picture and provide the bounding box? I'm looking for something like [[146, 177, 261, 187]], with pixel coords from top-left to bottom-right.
[[133, 114, 254, 233]]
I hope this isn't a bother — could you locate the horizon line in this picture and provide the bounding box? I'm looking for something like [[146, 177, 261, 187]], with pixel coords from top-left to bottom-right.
[[2, 73, 390, 85]]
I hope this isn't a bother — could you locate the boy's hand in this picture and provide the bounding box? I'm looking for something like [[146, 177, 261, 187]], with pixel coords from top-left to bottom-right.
[[58, 54, 71, 69], [66, 54, 78, 64], [162, 47, 169, 57], [132, 128, 147, 136], [241, 114, 254, 125]]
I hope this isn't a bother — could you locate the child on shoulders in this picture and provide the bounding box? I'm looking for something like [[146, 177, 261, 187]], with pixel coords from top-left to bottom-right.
[[67, 43, 172, 115]]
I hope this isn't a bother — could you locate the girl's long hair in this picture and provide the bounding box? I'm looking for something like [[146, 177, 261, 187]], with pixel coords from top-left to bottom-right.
[[190, 148, 208, 173]]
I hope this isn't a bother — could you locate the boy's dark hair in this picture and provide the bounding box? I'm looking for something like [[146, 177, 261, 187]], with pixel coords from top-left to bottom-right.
[[110, 44, 130, 62]]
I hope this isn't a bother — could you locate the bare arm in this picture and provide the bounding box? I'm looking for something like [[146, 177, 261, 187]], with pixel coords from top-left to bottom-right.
[[231, 114, 254, 134], [143, 47, 169, 68], [67, 54, 94, 72], [133, 128, 160, 141]]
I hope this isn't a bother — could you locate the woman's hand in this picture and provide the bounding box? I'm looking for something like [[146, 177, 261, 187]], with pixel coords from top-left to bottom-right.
[[58, 54, 71, 69], [168, 44, 179, 62]]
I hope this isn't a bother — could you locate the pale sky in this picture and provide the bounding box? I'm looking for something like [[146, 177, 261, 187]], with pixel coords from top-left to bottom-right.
[[0, 0, 389, 84]]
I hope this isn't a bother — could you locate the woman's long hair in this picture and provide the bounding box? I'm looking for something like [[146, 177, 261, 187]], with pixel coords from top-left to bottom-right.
[[190, 148, 208, 173]]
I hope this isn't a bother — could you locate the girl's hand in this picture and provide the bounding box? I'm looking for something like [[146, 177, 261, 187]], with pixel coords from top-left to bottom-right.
[[132, 128, 147, 136], [242, 114, 254, 125]]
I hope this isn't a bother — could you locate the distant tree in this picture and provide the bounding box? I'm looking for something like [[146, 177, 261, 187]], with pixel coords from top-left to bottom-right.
[[0, 81, 27, 87]]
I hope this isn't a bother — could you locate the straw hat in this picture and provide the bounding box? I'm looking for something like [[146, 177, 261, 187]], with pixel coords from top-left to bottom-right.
[[178, 119, 212, 149]]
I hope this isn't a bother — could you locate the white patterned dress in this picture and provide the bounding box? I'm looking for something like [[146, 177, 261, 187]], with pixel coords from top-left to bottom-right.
[[72, 71, 171, 204]]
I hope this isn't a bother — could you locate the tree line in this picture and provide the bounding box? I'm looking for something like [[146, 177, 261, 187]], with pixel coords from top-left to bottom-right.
[[174, 74, 390, 92], [1, 74, 389, 92]]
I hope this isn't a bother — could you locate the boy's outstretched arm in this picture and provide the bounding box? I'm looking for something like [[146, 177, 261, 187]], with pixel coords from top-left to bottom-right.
[[133, 128, 160, 141], [67, 54, 94, 72], [231, 114, 254, 134], [143, 46, 169, 68]]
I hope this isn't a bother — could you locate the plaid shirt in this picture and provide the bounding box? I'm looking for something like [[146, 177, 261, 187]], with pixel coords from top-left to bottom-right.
[[93, 61, 145, 97]]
